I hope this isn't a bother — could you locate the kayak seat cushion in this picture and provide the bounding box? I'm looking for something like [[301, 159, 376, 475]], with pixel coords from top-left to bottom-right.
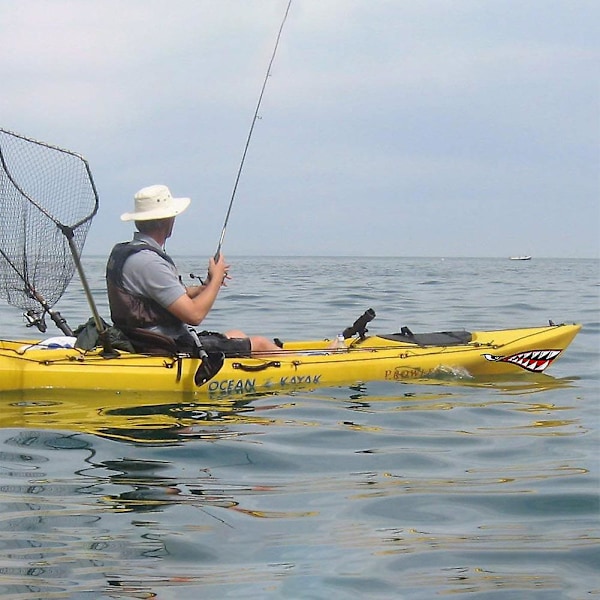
[[379, 329, 472, 347], [124, 328, 179, 356]]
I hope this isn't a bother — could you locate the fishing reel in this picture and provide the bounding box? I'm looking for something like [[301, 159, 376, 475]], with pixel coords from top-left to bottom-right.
[[189, 269, 227, 285], [189, 272, 205, 285], [24, 309, 47, 333], [23, 307, 73, 336]]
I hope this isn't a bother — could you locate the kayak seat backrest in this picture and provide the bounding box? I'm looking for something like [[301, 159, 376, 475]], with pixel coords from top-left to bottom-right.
[[379, 329, 472, 347], [123, 328, 179, 356]]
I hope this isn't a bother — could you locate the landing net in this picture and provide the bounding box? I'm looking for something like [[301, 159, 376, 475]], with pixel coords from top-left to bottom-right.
[[0, 128, 98, 328]]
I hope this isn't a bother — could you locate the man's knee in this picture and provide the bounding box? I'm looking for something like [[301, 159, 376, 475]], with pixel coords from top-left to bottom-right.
[[225, 329, 246, 339], [250, 336, 277, 352]]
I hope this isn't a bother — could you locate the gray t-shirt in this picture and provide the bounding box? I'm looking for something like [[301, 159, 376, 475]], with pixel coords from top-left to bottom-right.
[[121, 232, 188, 338]]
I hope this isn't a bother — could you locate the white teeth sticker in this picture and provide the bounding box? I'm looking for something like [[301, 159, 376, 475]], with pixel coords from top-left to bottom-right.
[[482, 349, 562, 372]]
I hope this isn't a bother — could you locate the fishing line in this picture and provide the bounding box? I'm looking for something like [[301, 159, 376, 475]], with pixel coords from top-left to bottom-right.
[[214, 0, 293, 260]]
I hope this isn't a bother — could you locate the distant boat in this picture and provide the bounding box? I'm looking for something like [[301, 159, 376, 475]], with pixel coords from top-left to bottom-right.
[[509, 255, 532, 261]]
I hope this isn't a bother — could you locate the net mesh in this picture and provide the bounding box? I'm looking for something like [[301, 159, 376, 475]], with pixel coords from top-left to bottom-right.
[[0, 128, 98, 313]]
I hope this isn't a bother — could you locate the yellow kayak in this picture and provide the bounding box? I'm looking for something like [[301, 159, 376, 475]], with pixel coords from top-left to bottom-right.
[[0, 322, 581, 396]]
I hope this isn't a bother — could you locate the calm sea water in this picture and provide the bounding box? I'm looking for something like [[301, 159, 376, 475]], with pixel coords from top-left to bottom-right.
[[0, 256, 598, 599]]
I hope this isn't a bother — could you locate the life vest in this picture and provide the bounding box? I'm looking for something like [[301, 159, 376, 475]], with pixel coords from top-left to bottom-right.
[[106, 241, 183, 331]]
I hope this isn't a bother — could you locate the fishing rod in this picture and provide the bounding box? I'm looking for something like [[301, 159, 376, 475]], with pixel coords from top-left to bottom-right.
[[214, 0, 293, 261]]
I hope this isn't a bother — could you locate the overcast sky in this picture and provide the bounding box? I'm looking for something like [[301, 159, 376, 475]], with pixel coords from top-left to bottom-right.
[[2, 0, 598, 258]]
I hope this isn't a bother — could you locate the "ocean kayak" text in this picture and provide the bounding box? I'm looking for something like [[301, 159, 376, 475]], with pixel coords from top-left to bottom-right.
[[208, 374, 322, 394]]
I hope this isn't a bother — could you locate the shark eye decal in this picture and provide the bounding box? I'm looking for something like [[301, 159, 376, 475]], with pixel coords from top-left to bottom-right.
[[482, 349, 562, 373]]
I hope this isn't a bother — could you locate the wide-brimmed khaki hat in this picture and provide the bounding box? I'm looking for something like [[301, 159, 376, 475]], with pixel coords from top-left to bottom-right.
[[120, 184, 191, 221]]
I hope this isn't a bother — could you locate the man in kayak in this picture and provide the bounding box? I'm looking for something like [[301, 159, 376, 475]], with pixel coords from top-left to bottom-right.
[[106, 184, 282, 357]]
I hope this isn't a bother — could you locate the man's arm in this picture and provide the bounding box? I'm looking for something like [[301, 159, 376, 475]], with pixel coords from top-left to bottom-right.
[[186, 284, 207, 299]]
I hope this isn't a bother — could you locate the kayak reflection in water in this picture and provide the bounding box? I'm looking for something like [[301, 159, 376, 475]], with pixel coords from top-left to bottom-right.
[[106, 185, 283, 358], [101, 458, 275, 519]]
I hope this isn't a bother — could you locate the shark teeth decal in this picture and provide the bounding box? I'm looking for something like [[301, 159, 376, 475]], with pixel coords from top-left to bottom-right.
[[482, 349, 562, 373]]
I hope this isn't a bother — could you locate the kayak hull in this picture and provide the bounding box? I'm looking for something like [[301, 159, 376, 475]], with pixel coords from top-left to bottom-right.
[[0, 323, 581, 396]]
